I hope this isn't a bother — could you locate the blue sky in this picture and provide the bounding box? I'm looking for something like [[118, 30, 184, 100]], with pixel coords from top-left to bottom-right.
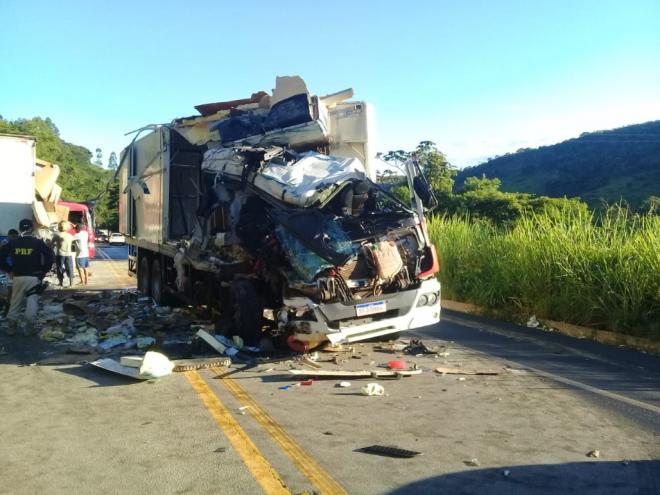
[[1, 0, 659, 168]]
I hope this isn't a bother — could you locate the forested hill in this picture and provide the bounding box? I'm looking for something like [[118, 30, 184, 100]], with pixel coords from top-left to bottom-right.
[[0, 116, 118, 227], [455, 120, 660, 208]]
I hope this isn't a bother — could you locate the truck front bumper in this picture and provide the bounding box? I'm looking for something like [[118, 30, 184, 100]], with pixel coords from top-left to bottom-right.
[[285, 278, 441, 344]]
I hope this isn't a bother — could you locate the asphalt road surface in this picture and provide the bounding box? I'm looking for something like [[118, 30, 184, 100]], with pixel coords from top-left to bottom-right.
[[1, 262, 658, 494], [96, 243, 129, 261]]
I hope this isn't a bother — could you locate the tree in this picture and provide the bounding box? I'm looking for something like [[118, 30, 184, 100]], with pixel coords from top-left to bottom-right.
[[94, 148, 103, 167], [462, 175, 502, 194], [383, 141, 457, 195], [108, 151, 118, 170], [413, 141, 456, 194]]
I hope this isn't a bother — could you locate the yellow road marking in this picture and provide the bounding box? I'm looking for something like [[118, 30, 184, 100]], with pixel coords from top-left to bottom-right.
[[213, 368, 349, 495], [185, 371, 291, 495]]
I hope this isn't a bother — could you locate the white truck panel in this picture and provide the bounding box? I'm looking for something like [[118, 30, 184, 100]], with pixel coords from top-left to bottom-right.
[[0, 135, 36, 235]]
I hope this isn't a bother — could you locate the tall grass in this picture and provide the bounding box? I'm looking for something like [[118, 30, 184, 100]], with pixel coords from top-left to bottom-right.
[[428, 208, 660, 340]]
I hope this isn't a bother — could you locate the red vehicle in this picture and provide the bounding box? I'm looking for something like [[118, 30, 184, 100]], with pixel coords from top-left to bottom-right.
[[58, 200, 97, 258]]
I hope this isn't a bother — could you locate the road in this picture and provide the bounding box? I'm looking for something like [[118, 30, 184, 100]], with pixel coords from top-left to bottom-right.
[[96, 243, 129, 261], [0, 260, 658, 494]]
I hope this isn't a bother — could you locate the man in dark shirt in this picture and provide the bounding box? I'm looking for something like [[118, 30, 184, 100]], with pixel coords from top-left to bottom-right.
[[0, 219, 54, 335]]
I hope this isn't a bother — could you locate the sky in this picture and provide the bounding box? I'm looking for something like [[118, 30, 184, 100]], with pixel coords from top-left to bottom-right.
[[1, 0, 659, 168]]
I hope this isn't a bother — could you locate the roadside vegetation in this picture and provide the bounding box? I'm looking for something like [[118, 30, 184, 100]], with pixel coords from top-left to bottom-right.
[[383, 142, 660, 340], [429, 208, 660, 340]]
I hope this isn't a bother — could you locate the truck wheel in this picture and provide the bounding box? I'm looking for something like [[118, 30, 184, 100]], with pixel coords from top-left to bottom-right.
[[138, 256, 150, 297], [230, 279, 263, 347], [151, 258, 163, 305]]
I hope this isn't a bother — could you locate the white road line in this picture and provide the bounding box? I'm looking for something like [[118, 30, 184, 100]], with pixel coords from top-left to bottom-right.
[[97, 247, 111, 260], [416, 319, 660, 416]]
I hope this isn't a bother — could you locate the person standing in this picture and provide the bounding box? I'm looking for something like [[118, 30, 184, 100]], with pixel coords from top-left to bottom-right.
[[53, 221, 75, 287], [73, 223, 90, 285], [0, 229, 19, 316], [0, 219, 54, 335]]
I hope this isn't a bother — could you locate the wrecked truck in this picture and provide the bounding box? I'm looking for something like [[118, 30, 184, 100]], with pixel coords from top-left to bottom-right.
[[118, 76, 440, 348]]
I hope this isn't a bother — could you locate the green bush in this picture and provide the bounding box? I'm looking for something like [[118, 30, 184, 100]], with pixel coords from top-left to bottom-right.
[[428, 207, 660, 340]]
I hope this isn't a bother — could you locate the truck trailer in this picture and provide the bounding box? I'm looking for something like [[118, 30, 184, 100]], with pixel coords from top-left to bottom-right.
[[119, 77, 440, 348], [0, 134, 97, 255]]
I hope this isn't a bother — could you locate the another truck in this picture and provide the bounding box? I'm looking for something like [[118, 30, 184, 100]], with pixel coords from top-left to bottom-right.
[[119, 76, 440, 348], [0, 133, 97, 256]]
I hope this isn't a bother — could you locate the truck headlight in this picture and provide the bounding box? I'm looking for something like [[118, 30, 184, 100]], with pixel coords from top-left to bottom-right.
[[417, 292, 439, 306]]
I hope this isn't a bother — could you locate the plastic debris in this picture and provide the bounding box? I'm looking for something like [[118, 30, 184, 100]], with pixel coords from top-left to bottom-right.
[[388, 360, 407, 370], [464, 458, 480, 467], [106, 317, 136, 337], [586, 450, 601, 458], [361, 383, 385, 396], [41, 329, 66, 342], [138, 351, 174, 379], [336, 381, 351, 388], [136, 336, 156, 349], [66, 328, 98, 347], [300, 379, 314, 386], [526, 315, 540, 328]]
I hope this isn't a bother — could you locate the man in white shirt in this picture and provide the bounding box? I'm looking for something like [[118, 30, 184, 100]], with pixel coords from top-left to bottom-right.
[[73, 223, 90, 285], [53, 221, 75, 287]]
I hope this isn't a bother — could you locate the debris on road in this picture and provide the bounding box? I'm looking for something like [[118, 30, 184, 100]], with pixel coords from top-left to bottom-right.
[[434, 366, 500, 376], [355, 445, 421, 458], [120, 355, 143, 368], [388, 360, 407, 370], [336, 381, 351, 388], [361, 383, 385, 396], [89, 351, 175, 380], [89, 358, 145, 380], [171, 357, 231, 372], [289, 369, 422, 379], [300, 355, 322, 369], [403, 339, 442, 355], [138, 351, 175, 379]]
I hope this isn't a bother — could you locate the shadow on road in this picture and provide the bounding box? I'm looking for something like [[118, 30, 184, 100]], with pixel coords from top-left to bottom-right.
[[56, 363, 144, 388], [388, 460, 660, 495]]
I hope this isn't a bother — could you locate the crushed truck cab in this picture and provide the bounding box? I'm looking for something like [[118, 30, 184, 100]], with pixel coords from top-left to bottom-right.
[[119, 76, 440, 348]]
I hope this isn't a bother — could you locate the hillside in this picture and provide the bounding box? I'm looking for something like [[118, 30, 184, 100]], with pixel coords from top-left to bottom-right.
[[455, 120, 660, 208], [0, 116, 118, 228]]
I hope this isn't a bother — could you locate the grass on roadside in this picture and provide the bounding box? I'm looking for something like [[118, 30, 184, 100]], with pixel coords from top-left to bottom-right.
[[428, 207, 660, 340]]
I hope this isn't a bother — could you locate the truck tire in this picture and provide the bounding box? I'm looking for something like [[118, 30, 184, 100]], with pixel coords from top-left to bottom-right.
[[138, 256, 150, 297], [151, 258, 163, 305], [230, 279, 263, 347]]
